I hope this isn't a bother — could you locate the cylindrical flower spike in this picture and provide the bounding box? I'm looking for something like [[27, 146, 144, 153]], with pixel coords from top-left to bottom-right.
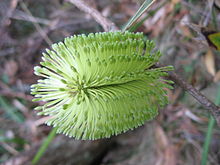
[[31, 31, 173, 140]]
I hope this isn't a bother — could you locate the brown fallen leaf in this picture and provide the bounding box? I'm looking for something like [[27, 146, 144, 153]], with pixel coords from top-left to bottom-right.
[[214, 70, 220, 82], [203, 49, 216, 76], [154, 124, 178, 165], [155, 124, 168, 149]]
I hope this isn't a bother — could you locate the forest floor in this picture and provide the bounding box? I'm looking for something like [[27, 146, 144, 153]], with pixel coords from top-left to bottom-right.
[[0, 0, 220, 165]]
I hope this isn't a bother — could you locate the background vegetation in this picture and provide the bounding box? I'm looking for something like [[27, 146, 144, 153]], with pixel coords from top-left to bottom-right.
[[0, 0, 220, 164]]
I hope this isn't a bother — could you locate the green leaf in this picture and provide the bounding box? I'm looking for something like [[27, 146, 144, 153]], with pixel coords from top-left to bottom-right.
[[201, 84, 220, 165], [122, 0, 156, 32], [201, 27, 220, 51], [32, 127, 57, 165], [208, 32, 220, 51]]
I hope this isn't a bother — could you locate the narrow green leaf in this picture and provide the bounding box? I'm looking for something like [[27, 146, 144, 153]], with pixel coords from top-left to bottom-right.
[[201, 84, 220, 165], [129, 1, 167, 32], [32, 127, 57, 165], [122, 0, 156, 32]]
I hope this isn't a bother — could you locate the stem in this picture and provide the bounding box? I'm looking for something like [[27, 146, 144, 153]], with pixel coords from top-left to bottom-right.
[[168, 71, 220, 127], [65, 0, 118, 32]]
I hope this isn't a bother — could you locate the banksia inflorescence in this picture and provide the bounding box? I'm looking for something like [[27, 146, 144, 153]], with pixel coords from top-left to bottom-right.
[[31, 31, 173, 140]]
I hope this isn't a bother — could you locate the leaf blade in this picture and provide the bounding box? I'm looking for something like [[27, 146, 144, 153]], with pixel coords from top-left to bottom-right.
[[122, 0, 156, 32]]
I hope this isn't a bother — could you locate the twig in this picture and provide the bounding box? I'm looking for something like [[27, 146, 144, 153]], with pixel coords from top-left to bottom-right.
[[0, 142, 19, 156], [10, 10, 51, 25], [0, 0, 19, 48], [168, 71, 220, 126], [2, 143, 40, 165], [65, 0, 118, 31], [0, 0, 19, 28], [62, 0, 220, 127], [20, 2, 52, 45], [0, 81, 33, 101]]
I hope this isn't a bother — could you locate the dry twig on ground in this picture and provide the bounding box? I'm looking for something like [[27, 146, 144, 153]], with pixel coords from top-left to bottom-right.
[[168, 71, 220, 126], [65, 0, 119, 32]]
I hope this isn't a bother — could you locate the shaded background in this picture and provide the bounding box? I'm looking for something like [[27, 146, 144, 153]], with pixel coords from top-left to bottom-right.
[[0, 0, 220, 164]]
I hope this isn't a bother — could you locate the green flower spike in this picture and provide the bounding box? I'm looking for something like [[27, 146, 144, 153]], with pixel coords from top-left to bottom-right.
[[31, 31, 173, 140]]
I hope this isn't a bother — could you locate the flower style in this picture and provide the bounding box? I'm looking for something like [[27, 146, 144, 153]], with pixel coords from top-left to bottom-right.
[[31, 31, 173, 140]]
